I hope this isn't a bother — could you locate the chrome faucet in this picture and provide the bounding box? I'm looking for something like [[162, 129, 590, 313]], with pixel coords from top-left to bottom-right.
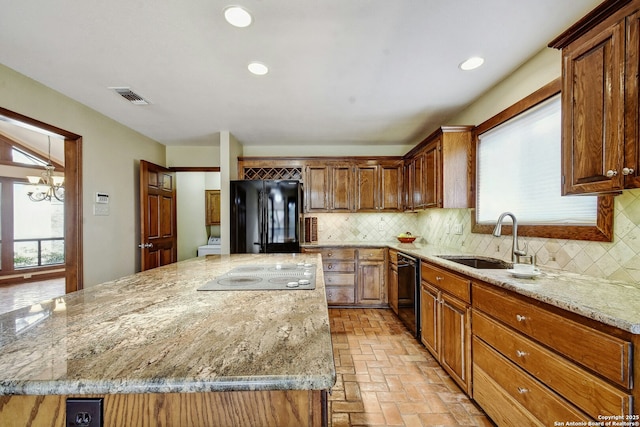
[[493, 212, 527, 263]]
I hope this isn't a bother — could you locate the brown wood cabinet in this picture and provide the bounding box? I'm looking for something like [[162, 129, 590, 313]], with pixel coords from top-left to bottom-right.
[[205, 190, 221, 225], [304, 247, 357, 305], [403, 126, 473, 210], [355, 160, 403, 212], [550, 0, 640, 194], [419, 261, 472, 395], [388, 249, 399, 315], [303, 246, 387, 307], [472, 281, 634, 424], [357, 248, 387, 305]]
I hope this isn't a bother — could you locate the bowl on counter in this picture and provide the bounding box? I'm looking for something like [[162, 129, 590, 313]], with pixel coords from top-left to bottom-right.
[[397, 235, 418, 243]]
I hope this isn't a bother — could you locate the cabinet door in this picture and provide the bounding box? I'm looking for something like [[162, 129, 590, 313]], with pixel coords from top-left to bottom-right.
[[355, 164, 378, 211], [357, 261, 385, 305], [388, 262, 398, 315], [420, 282, 439, 358], [411, 154, 424, 208], [205, 190, 221, 225], [561, 19, 625, 194], [330, 165, 353, 211], [305, 165, 329, 212], [380, 162, 403, 212], [422, 141, 440, 208], [440, 292, 471, 394], [625, 10, 640, 189]]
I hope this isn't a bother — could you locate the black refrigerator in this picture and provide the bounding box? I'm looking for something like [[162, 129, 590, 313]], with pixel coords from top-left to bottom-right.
[[230, 180, 303, 253]]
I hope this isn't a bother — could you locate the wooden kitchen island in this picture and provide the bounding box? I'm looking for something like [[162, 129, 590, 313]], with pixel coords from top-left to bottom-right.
[[0, 253, 335, 427]]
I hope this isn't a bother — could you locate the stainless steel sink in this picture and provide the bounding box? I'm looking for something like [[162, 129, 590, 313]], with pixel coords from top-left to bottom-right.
[[437, 255, 512, 269]]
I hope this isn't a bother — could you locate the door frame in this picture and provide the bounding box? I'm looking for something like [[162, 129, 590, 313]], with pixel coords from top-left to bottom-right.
[[0, 107, 83, 292]]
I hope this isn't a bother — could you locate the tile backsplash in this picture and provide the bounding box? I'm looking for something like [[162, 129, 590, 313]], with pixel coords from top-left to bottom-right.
[[309, 188, 640, 283]]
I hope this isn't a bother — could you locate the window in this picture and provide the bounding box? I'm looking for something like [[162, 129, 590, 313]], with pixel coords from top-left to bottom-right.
[[13, 182, 64, 268], [477, 94, 597, 224], [472, 79, 614, 241]]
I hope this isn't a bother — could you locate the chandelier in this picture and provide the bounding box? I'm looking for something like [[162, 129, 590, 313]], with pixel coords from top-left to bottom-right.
[[26, 136, 64, 202]]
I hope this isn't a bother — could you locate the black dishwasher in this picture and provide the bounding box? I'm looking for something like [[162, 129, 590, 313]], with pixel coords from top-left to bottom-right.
[[397, 253, 420, 338]]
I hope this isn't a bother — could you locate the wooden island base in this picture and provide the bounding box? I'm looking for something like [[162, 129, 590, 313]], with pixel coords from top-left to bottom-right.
[[0, 389, 328, 427]]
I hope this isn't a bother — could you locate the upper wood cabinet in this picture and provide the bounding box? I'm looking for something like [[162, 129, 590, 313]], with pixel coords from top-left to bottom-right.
[[304, 159, 403, 213], [550, 0, 640, 194], [403, 126, 473, 210], [304, 162, 353, 212], [205, 190, 221, 226], [355, 160, 403, 212]]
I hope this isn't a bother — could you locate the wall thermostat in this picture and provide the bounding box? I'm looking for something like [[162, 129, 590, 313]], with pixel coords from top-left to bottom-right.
[[95, 193, 109, 204]]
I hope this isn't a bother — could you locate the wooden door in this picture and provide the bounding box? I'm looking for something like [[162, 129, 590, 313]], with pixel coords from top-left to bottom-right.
[[380, 162, 403, 212], [411, 154, 424, 209], [561, 19, 625, 194], [139, 160, 177, 271], [304, 165, 329, 212], [330, 164, 353, 211], [205, 190, 221, 225], [420, 282, 439, 358], [357, 261, 385, 305], [422, 141, 440, 208], [440, 292, 471, 394], [355, 164, 378, 211], [388, 255, 399, 315], [625, 10, 640, 189]]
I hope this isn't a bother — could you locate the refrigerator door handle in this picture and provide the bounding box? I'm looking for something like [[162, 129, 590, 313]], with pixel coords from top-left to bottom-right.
[[259, 190, 266, 253]]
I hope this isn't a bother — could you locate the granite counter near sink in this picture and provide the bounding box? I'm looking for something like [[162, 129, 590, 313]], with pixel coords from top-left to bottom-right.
[[0, 253, 335, 426], [304, 241, 640, 334]]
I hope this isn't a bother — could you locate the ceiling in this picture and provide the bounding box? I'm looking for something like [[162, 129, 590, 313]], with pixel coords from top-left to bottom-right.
[[0, 1, 602, 149]]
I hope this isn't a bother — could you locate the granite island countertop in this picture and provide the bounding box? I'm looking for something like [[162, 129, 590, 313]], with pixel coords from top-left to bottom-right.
[[0, 253, 336, 396], [304, 241, 640, 334]]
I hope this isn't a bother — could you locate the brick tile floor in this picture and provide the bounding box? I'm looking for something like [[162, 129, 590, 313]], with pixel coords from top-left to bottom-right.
[[329, 308, 494, 427]]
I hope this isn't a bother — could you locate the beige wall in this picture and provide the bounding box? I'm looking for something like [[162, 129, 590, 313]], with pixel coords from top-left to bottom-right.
[[166, 145, 220, 167], [0, 63, 165, 286]]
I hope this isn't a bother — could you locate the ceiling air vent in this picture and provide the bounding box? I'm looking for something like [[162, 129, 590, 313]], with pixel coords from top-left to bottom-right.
[[110, 87, 150, 105]]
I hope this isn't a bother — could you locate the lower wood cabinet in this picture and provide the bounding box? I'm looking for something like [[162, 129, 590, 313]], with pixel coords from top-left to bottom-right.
[[388, 249, 399, 315], [419, 261, 471, 395], [303, 246, 387, 307], [472, 281, 634, 425]]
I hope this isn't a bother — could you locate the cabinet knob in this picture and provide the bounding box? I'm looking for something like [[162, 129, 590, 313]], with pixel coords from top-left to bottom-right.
[[622, 167, 635, 176], [516, 314, 526, 322], [436, 276, 444, 282], [517, 387, 529, 394], [606, 169, 618, 178], [516, 350, 528, 358], [327, 264, 333, 270]]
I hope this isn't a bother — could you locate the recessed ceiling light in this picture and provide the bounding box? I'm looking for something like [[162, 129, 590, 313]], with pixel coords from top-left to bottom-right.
[[248, 62, 269, 76], [224, 6, 252, 28], [459, 56, 485, 71]]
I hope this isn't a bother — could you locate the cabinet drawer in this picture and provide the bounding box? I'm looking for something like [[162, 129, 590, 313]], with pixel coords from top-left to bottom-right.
[[323, 262, 355, 273], [421, 263, 471, 303], [474, 311, 632, 418], [324, 273, 355, 286], [474, 337, 591, 425], [358, 248, 385, 261], [326, 286, 355, 304], [319, 248, 356, 260], [473, 283, 632, 388]]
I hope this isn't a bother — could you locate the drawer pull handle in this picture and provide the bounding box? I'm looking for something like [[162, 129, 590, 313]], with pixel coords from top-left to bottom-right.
[[436, 276, 444, 281], [516, 350, 528, 358], [517, 387, 529, 394], [516, 314, 526, 322], [328, 264, 333, 270], [328, 252, 333, 257]]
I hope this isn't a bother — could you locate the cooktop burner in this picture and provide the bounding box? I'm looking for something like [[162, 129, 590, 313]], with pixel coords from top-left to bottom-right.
[[198, 263, 317, 291]]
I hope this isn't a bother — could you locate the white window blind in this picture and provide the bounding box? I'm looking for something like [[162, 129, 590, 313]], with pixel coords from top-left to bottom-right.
[[477, 94, 597, 225]]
